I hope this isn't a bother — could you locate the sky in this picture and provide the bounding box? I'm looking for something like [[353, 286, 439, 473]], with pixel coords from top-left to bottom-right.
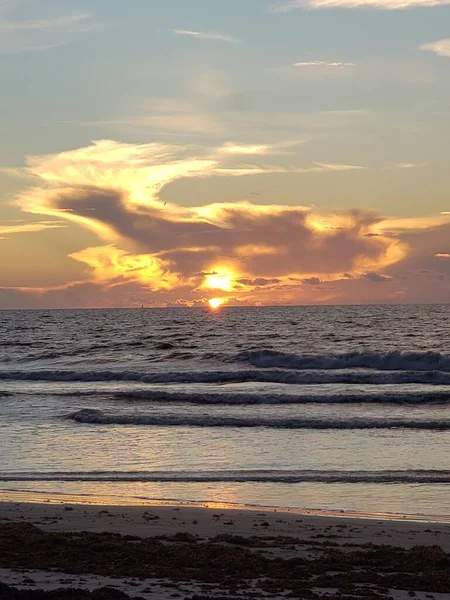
[[0, 0, 449, 308]]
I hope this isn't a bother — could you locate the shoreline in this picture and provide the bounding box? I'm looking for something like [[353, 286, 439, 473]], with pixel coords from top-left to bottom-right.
[[1, 497, 450, 599], [1, 488, 450, 524]]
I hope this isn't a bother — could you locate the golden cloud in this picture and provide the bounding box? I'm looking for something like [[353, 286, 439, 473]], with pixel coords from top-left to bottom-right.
[[3, 139, 448, 307], [0, 220, 65, 238]]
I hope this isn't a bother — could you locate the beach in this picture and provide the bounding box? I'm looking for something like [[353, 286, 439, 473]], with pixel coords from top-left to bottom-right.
[[1, 496, 450, 599], [2, 0, 450, 590], [1, 307, 450, 598]]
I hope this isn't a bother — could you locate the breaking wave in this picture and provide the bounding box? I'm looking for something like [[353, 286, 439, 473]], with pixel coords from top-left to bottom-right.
[[67, 409, 450, 430], [2, 469, 450, 484], [234, 350, 450, 371], [109, 389, 450, 405], [2, 367, 450, 386]]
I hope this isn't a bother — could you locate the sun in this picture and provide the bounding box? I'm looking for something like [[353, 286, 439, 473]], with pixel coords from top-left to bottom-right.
[[208, 297, 225, 310], [204, 271, 234, 292]]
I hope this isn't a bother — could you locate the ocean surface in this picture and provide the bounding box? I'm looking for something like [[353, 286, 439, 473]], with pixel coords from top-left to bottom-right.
[[1, 305, 449, 518]]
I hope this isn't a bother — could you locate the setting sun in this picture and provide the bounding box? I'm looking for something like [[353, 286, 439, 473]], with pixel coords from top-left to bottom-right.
[[208, 297, 225, 309]]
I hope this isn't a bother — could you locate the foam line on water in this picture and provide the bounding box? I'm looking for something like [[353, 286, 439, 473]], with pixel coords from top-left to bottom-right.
[[66, 409, 450, 429], [2, 469, 450, 484]]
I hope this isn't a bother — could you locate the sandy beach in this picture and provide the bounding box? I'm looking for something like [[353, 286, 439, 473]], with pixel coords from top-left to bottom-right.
[[0, 494, 449, 599]]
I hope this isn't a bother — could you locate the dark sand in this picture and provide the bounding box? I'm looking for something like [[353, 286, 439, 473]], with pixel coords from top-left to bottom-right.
[[1, 498, 449, 599]]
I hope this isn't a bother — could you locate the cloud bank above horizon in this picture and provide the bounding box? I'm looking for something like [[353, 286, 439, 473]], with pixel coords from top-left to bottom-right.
[[1, 139, 449, 309]]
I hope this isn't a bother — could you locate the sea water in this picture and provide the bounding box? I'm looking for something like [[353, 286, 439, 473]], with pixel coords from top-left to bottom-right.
[[0, 305, 449, 516]]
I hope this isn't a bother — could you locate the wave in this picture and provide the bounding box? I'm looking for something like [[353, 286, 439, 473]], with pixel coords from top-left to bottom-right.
[[5, 385, 449, 405], [2, 368, 450, 386], [1, 469, 450, 484], [67, 409, 450, 430], [234, 350, 450, 372], [109, 389, 450, 405]]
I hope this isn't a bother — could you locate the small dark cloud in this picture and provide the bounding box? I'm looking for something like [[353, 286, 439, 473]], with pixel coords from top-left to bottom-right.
[[302, 277, 322, 285], [363, 271, 391, 282], [237, 277, 281, 286], [342, 273, 354, 279], [365, 233, 381, 238]]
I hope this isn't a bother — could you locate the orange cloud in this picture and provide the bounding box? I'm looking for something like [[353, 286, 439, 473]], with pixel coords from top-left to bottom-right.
[[2, 139, 449, 308], [70, 245, 180, 290]]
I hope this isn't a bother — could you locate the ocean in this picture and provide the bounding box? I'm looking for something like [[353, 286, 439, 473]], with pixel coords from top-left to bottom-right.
[[1, 305, 449, 518]]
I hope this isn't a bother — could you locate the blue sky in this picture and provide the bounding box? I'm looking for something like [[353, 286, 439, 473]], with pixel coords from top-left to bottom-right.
[[0, 0, 449, 306]]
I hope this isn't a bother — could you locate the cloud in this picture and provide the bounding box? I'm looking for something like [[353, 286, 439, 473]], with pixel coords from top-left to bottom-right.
[[420, 39, 450, 57], [217, 140, 305, 156], [363, 271, 392, 282], [3, 138, 450, 308], [237, 277, 282, 286], [313, 162, 366, 171], [0, 166, 28, 178], [132, 108, 224, 134], [171, 29, 239, 44], [0, 5, 95, 53], [16, 140, 407, 276], [218, 143, 276, 156], [388, 163, 428, 169], [271, 0, 450, 10], [294, 61, 355, 68], [0, 12, 91, 33], [72, 101, 371, 141], [0, 221, 65, 238], [435, 253, 450, 258]]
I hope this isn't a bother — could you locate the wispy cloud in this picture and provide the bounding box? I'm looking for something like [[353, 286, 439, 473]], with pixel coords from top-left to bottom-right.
[[435, 253, 450, 258], [217, 140, 305, 156], [171, 29, 239, 44], [420, 39, 450, 57], [313, 162, 367, 171], [271, 0, 450, 10], [0, 221, 65, 239], [388, 162, 428, 169], [294, 60, 355, 67], [0, 12, 92, 33], [0, 5, 96, 53], [0, 166, 27, 178]]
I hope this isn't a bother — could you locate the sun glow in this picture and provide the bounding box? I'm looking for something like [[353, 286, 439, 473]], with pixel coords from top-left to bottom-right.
[[208, 297, 225, 309], [204, 271, 234, 291]]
